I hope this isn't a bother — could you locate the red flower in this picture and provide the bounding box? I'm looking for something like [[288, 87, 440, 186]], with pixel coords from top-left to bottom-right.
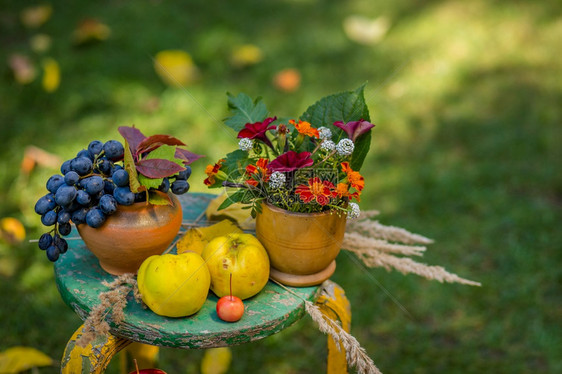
[[245, 158, 269, 187], [268, 151, 313, 172], [295, 177, 337, 206], [333, 119, 375, 142], [237, 117, 277, 148]]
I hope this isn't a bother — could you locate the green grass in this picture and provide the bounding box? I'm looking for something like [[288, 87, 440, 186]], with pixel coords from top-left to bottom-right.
[[1, 0, 561, 372]]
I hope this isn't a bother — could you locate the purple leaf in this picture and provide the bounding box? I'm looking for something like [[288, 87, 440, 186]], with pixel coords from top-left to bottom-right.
[[136, 158, 186, 178], [175, 148, 204, 165], [137, 135, 186, 155], [118, 126, 146, 155]]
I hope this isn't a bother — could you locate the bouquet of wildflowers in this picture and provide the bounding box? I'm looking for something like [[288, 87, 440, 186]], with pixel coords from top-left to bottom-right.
[[204, 85, 375, 218]]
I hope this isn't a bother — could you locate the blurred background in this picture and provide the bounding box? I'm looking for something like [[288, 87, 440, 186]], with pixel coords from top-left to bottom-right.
[[1, 0, 561, 373]]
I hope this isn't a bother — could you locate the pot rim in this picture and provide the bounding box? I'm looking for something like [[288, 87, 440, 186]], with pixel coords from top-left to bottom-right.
[[261, 200, 346, 218]]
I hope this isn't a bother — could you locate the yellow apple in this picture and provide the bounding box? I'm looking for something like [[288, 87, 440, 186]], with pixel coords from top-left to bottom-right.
[[202, 233, 270, 300], [137, 252, 210, 317]]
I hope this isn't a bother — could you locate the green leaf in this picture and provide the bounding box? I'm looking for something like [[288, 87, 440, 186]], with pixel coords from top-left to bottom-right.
[[300, 84, 370, 127], [123, 139, 146, 194], [138, 174, 163, 189], [224, 93, 269, 131], [148, 190, 172, 205], [217, 189, 251, 211], [222, 149, 249, 180], [301, 84, 372, 171]]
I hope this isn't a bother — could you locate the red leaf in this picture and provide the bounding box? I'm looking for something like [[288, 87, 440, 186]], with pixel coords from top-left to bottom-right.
[[136, 158, 185, 178], [175, 148, 204, 165], [137, 135, 186, 155], [118, 126, 146, 155]]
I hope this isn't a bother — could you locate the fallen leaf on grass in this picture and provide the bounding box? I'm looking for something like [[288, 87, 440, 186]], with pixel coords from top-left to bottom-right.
[[0, 346, 54, 373], [0, 218, 25, 245], [154, 50, 199, 87], [42, 58, 60, 92], [201, 347, 232, 374], [230, 44, 263, 68], [8, 54, 36, 84], [20, 5, 52, 28], [73, 18, 111, 45], [273, 68, 301, 92], [343, 15, 390, 45], [30, 34, 52, 53]]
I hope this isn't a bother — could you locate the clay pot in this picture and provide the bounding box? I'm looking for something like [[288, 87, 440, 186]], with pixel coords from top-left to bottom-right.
[[77, 194, 183, 275], [255, 202, 347, 287]]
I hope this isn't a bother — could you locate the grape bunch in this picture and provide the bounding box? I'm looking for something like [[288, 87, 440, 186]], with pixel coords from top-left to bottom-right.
[[34, 139, 192, 262]]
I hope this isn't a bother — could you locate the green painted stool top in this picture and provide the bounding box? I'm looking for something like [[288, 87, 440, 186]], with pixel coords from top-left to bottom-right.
[[54, 193, 319, 349]]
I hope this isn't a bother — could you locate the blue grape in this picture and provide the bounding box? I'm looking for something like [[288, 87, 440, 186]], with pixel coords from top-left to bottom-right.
[[112, 169, 129, 187], [46, 245, 60, 262], [71, 157, 93, 176], [71, 207, 88, 225], [64, 171, 80, 185], [86, 208, 106, 228], [58, 222, 72, 236], [171, 180, 190, 195], [88, 140, 103, 157], [55, 185, 77, 206], [113, 187, 135, 205], [54, 234, 68, 253], [76, 149, 93, 160], [76, 190, 91, 205], [96, 158, 113, 175], [38, 233, 52, 250], [60, 160, 72, 174], [84, 176, 104, 195], [46, 175, 65, 193], [57, 210, 71, 224], [41, 210, 57, 226], [35, 193, 56, 215], [134, 192, 147, 203], [103, 140, 124, 161], [158, 178, 170, 192], [104, 180, 115, 194], [177, 166, 192, 180], [99, 195, 117, 215]]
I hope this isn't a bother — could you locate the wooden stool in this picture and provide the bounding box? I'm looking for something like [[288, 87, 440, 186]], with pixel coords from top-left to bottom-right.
[[55, 194, 351, 373]]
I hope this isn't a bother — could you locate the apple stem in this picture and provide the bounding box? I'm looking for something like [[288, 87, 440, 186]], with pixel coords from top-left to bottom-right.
[[134, 358, 139, 374]]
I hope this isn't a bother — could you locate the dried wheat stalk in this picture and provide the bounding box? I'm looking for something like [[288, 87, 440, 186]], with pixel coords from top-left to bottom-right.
[[343, 217, 481, 286], [76, 273, 137, 347]]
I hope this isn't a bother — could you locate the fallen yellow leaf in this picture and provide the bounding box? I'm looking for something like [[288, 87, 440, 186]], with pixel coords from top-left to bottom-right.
[[154, 50, 198, 87], [73, 18, 111, 45], [0, 346, 54, 373], [230, 44, 263, 68], [42, 58, 60, 93], [0, 218, 26, 245]]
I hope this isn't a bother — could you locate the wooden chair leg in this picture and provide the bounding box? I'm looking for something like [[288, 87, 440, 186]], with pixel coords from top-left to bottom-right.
[[61, 324, 132, 374], [316, 280, 352, 374]]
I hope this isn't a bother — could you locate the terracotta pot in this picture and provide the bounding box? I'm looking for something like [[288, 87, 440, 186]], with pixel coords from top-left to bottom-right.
[[255, 202, 347, 287], [77, 193, 183, 275]]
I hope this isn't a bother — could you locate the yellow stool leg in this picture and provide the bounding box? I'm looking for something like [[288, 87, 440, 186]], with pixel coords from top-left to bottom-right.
[[61, 324, 131, 374], [316, 280, 352, 374]]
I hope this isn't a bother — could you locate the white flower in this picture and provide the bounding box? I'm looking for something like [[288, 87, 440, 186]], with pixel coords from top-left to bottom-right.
[[268, 171, 286, 189], [238, 138, 253, 151], [336, 138, 354, 156], [318, 126, 332, 140], [347, 202, 361, 219], [320, 140, 336, 152]]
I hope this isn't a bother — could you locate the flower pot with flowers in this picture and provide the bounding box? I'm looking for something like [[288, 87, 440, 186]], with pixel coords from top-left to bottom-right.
[[205, 85, 374, 286], [34, 126, 202, 275]]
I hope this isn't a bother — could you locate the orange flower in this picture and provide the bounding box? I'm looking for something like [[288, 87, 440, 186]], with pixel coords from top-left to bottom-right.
[[336, 183, 360, 202], [341, 162, 365, 192], [290, 119, 319, 138], [203, 159, 225, 186], [295, 177, 336, 206], [245, 158, 269, 187]]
